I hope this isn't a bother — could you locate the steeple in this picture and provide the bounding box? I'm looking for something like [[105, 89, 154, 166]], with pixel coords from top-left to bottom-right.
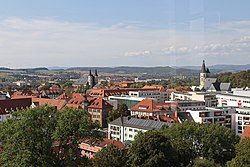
[[95, 69, 98, 76], [89, 69, 92, 76], [201, 60, 206, 73]]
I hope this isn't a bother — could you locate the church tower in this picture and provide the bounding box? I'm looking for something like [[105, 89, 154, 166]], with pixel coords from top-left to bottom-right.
[[88, 69, 94, 88], [200, 60, 210, 89], [94, 69, 98, 85]]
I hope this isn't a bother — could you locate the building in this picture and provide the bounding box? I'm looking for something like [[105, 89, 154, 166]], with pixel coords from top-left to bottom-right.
[[217, 93, 250, 108], [235, 108, 250, 136], [174, 100, 206, 111], [199, 60, 231, 92], [79, 139, 125, 158], [108, 95, 145, 110], [241, 126, 250, 139], [0, 98, 32, 121], [87, 69, 98, 88], [130, 99, 179, 117], [31, 98, 67, 110], [108, 116, 172, 142], [187, 107, 235, 128], [171, 91, 217, 107], [66, 95, 113, 128], [129, 89, 171, 103]]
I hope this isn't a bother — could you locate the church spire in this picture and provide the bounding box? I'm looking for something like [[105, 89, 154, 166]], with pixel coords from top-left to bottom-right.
[[89, 69, 92, 76], [201, 60, 206, 73], [95, 69, 98, 76]]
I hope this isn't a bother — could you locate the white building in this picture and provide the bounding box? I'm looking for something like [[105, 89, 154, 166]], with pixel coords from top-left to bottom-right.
[[235, 108, 250, 135], [129, 90, 171, 103], [216, 93, 250, 108], [171, 91, 217, 107], [108, 95, 145, 110], [108, 116, 171, 142]]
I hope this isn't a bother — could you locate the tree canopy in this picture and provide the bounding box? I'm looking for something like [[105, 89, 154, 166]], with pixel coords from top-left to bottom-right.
[[108, 104, 130, 123], [92, 144, 128, 167], [228, 138, 250, 167], [0, 106, 99, 167], [127, 130, 177, 167], [161, 122, 240, 166]]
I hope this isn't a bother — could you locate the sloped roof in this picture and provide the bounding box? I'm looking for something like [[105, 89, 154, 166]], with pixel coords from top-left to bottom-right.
[[220, 83, 231, 91], [32, 98, 66, 110], [130, 99, 177, 113], [0, 98, 32, 114], [88, 98, 113, 109], [109, 116, 172, 130]]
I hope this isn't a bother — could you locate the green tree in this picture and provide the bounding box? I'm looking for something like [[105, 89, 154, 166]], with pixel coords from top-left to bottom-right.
[[92, 144, 128, 167], [108, 104, 130, 122], [128, 130, 177, 167], [0, 106, 58, 167], [162, 122, 239, 166], [0, 106, 100, 167], [228, 138, 250, 167], [53, 107, 100, 166], [191, 158, 217, 167]]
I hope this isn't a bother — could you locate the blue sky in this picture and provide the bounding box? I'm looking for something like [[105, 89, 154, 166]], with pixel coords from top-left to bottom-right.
[[0, 0, 250, 67]]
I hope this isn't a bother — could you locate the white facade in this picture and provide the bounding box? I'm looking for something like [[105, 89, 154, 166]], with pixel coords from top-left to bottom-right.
[[171, 91, 217, 107], [216, 93, 250, 108], [108, 124, 147, 142], [188, 107, 235, 129], [235, 108, 250, 135], [129, 90, 171, 102]]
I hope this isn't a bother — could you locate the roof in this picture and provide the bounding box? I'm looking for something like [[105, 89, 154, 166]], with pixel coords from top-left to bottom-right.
[[32, 98, 66, 110], [88, 98, 113, 109], [204, 78, 218, 90], [220, 83, 231, 91], [109, 116, 172, 130], [0, 98, 32, 114], [130, 99, 178, 113], [201, 60, 207, 73], [66, 96, 112, 109], [241, 126, 250, 140], [178, 112, 194, 122]]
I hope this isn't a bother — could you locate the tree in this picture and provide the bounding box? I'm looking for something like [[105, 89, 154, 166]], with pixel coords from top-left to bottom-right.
[[228, 138, 250, 167], [108, 104, 130, 122], [53, 107, 100, 166], [0, 106, 58, 167], [161, 122, 240, 166], [0, 106, 100, 167], [191, 158, 217, 167], [92, 144, 128, 167], [127, 130, 177, 167]]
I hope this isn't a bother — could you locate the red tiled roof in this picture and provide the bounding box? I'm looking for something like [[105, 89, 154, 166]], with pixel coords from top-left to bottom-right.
[[242, 126, 250, 140], [32, 98, 66, 110], [130, 99, 178, 113], [0, 98, 32, 114], [88, 98, 113, 109]]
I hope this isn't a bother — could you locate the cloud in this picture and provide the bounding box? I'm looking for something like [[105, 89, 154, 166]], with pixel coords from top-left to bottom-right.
[[0, 17, 250, 67], [124, 50, 151, 57]]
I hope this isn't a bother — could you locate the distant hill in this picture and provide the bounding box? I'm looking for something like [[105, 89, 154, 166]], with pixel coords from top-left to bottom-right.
[[67, 66, 199, 76], [0, 67, 48, 71], [176, 64, 250, 73]]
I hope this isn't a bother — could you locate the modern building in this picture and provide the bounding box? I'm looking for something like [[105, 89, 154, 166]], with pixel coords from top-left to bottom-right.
[[235, 108, 250, 135], [187, 107, 235, 128], [171, 91, 217, 107], [129, 90, 171, 102], [108, 95, 145, 110], [108, 116, 172, 142], [217, 93, 250, 108]]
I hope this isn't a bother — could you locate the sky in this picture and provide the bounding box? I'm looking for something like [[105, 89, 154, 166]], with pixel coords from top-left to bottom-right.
[[0, 0, 250, 68]]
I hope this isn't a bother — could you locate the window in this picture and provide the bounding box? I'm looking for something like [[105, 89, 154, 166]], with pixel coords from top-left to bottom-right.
[[129, 135, 133, 138], [129, 128, 132, 132]]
